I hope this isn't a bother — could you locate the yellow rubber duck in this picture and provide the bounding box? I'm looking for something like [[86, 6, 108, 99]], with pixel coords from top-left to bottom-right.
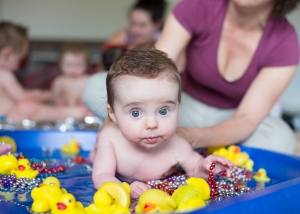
[[253, 168, 270, 183], [207, 146, 224, 154], [11, 158, 38, 179], [61, 139, 81, 155], [233, 152, 250, 166], [98, 182, 131, 207], [186, 177, 210, 200], [31, 178, 65, 212], [172, 186, 201, 205], [85, 189, 130, 214], [227, 145, 241, 154], [85, 203, 111, 214], [41, 177, 68, 193], [85, 190, 112, 214], [175, 196, 206, 212], [110, 204, 130, 214], [0, 153, 18, 174], [135, 189, 177, 214], [171, 177, 208, 212], [243, 159, 254, 171], [212, 147, 234, 162], [0, 136, 17, 153], [52, 193, 85, 214], [212, 147, 228, 157]]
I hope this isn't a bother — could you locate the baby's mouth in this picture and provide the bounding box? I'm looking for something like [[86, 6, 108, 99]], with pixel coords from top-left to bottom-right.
[[145, 137, 158, 144]]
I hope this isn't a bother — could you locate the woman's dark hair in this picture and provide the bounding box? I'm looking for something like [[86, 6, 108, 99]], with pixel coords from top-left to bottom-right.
[[272, 0, 300, 16], [131, 0, 167, 23]]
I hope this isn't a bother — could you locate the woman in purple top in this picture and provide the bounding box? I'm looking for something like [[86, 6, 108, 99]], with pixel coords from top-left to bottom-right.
[[155, 0, 300, 154]]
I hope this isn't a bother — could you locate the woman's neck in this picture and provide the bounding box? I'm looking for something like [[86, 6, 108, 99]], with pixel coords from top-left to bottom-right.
[[227, 0, 274, 31]]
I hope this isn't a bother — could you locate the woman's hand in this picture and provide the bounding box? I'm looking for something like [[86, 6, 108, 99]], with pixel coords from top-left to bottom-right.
[[130, 181, 151, 198], [176, 127, 200, 148]]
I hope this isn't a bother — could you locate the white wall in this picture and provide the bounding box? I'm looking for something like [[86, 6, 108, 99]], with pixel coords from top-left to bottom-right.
[[282, 9, 300, 115], [0, 0, 3, 20], [1, 0, 179, 41]]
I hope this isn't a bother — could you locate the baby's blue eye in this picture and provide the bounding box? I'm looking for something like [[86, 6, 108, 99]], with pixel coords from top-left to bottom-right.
[[159, 109, 169, 115], [131, 110, 140, 117]]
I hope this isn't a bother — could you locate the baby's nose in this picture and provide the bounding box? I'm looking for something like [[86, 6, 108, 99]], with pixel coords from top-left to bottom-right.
[[145, 116, 158, 130]]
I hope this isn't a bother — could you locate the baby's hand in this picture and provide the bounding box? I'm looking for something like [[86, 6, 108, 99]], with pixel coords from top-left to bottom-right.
[[0, 144, 12, 155], [130, 181, 151, 198], [201, 155, 236, 177]]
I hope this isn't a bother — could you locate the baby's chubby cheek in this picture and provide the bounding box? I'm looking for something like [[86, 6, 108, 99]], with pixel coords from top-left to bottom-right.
[[119, 126, 142, 143]]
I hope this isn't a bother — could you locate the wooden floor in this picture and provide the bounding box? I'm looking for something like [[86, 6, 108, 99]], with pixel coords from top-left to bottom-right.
[[295, 132, 300, 156]]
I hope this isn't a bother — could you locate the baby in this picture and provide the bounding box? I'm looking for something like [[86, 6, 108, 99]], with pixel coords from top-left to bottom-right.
[[0, 21, 88, 121], [52, 43, 90, 107], [92, 48, 234, 198]]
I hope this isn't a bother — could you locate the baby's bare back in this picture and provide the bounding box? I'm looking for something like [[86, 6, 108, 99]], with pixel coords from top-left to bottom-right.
[[53, 75, 88, 106]]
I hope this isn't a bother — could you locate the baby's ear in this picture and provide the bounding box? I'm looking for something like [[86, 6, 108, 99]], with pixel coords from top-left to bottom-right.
[[0, 47, 13, 60], [107, 104, 117, 124]]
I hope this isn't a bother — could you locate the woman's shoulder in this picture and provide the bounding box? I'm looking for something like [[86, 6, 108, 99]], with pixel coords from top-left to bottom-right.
[[173, 0, 226, 15], [172, 0, 227, 35], [259, 16, 299, 67]]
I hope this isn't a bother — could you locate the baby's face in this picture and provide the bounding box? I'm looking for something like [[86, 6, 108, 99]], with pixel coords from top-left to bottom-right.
[[60, 52, 87, 77], [109, 75, 179, 150], [1, 44, 28, 72]]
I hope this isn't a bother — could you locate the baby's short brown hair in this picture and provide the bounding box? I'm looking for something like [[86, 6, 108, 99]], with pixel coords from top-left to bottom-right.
[[0, 21, 28, 53], [106, 47, 181, 109], [60, 43, 90, 65]]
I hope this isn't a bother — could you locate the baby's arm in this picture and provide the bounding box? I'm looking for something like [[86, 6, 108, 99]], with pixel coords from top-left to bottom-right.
[[92, 128, 120, 189], [1, 71, 52, 102], [1, 70, 28, 102], [175, 135, 234, 178]]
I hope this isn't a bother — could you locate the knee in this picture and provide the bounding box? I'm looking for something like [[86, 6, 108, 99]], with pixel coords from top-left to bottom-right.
[[243, 117, 295, 154]]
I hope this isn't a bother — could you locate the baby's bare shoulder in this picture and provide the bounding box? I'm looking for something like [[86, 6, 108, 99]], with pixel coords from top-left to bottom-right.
[[168, 134, 193, 155], [97, 123, 121, 144]]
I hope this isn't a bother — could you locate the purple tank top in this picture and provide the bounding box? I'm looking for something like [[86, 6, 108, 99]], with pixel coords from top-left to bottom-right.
[[173, 0, 299, 109]]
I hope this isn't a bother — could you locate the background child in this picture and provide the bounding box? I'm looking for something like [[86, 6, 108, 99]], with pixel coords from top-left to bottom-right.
[[51, 43, 90, 107], [0, 21, 88, 121], [92, 48, 234, 198]]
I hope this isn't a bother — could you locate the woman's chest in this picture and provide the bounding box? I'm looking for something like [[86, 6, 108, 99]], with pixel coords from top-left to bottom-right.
[[186, 24, 263, 85]]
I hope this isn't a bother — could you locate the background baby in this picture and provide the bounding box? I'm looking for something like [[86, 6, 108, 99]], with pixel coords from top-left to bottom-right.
[[52, 43, 90, 107], [0, 21, 88, 121]]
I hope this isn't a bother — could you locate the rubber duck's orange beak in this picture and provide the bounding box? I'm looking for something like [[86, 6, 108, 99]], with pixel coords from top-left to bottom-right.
[[18, 165, 25, 171], [143, 203, 156, 212], [233, 147, 240, 154], [257, 172, 262, 176], [57, 202, 67, 210], [39, 184, 45, 187], [75, 143, 80, 148]]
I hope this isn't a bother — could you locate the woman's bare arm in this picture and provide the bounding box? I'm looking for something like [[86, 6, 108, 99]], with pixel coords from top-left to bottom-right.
[[177, 65, 297, 147]]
